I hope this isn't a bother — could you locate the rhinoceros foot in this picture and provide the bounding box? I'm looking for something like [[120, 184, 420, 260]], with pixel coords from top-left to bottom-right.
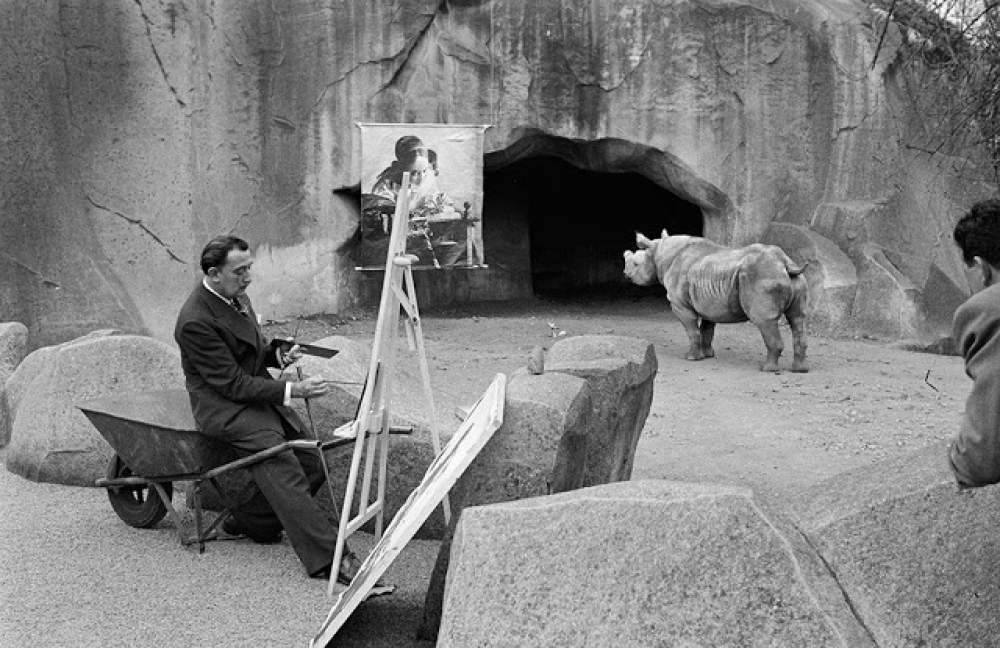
[[791, 361, 809, 373], [761, 360, 781, 372], [685, 348, 708, 361]]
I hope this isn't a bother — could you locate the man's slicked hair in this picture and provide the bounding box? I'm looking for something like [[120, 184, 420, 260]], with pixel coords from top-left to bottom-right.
[[200, 235, 249, 274], [953, 199, 1000, 266]]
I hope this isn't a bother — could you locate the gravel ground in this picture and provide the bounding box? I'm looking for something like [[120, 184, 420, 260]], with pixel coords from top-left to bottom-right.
[[0, 296, 971, 647], [0, 454, 438, 648]]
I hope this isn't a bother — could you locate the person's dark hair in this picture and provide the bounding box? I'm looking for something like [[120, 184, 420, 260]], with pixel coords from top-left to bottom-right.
[[200, 235, 249, 274], [953, 199, 1000, 266], [394, 135, 426, 167], [427, 149, 438, 169]]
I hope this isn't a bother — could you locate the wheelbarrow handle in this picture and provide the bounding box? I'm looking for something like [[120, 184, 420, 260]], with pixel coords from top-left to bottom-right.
[[200, 440, 320, 479]]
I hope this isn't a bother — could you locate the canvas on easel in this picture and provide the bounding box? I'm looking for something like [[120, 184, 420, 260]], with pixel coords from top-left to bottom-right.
[[311, 373, 506, 647], [357, 123, 490, 271]]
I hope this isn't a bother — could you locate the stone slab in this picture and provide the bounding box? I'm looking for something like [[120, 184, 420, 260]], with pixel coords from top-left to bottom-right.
[[788, 441, 1000, 648], [545, 334, 657, 485], [418, 370, 592, 639], [439, 480, 873, 648]]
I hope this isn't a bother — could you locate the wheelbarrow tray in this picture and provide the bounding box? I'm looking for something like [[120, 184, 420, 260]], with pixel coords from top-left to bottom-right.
[[78, 388, 234, 478], [79, 388, 415, 552]]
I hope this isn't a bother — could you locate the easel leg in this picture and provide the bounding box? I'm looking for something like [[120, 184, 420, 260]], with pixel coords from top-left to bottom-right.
[[403, 267, 451, 524]]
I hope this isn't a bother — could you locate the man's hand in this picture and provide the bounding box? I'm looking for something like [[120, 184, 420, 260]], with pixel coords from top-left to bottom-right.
[[291, 374, 331, 399], [278, 343, 303, 368]]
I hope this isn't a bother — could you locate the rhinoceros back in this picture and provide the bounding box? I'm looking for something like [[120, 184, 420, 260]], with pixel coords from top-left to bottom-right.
[[666, 241, 801, 323], [685, 249, 750, 322]]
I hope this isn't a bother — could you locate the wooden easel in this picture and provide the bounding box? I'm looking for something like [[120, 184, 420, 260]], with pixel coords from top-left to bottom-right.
[[329, 172, 450, 595]]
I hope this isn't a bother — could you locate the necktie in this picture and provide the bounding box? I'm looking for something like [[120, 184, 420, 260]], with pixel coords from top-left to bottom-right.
[[231, 298, 247, 316]]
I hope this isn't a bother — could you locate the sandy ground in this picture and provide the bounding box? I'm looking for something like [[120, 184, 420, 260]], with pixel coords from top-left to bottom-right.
[[0, 296, 970, 647]]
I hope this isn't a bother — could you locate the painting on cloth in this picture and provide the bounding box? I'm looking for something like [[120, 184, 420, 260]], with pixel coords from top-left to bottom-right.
[[357, 123, 489, 270]]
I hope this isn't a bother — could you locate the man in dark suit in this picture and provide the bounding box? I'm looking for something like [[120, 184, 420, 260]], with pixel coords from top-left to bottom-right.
[[174, 234, 359, 581]]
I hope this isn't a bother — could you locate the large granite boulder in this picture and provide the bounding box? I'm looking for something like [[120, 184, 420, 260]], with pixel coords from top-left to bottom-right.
[[788, 441, 1000, 648], [809, 200, 926, 339], [809, 200, 886, 260], [2, 329, 120, 448], [545, 335, 657, 486], [0, 321, 29, 446], [763, 222, 858, 334], [0, 321, 28, 377], [851, 243, 920, 339], [4, 333, 184, 486], [438, 480, 874, 648], [418, 370, 592, 639], [420, 335, 659, 639]]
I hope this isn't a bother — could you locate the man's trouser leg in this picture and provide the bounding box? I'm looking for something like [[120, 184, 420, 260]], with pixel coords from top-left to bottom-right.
[[225, 427, 337, 575]]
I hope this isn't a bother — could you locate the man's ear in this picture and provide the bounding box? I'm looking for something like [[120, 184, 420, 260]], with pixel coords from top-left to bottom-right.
[[974, 256, 995, 288]]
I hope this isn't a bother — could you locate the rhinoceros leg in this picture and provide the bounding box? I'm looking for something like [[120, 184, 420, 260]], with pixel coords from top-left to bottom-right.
[[756, 319, 783, 372], [671, 304, 706, 360], [699, 320, 716, 358], [785, 281, 809, 372], [788, 317, 808, 372]]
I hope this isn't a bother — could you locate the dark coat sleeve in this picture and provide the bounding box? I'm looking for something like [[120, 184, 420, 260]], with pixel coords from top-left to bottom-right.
[[948, 287, 1000, 486], [177, 317, 286, 404]]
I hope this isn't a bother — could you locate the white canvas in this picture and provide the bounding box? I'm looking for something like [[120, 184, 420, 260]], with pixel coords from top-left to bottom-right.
[[311, 373, 507, 647]]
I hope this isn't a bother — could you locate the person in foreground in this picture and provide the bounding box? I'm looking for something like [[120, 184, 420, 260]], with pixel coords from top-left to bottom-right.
[[948, 198, 1000, 487], [174, 234, 361, 582]]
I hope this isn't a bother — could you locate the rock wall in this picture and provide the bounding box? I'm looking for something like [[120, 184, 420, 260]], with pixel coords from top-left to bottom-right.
[[1, 0, 995, 348]]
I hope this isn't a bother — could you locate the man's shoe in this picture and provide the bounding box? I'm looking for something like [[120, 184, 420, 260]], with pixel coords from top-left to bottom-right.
[[308, 552, 364, 584], [337, 551, 364, 584], [222, 516, 282, 544], [310, 552, 394, 590], [309, 564, 333, 580]]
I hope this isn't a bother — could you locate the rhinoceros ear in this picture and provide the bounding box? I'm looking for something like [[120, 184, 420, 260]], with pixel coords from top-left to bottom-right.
[[661, 228, 670, 239], [635, 232, 652, 249]]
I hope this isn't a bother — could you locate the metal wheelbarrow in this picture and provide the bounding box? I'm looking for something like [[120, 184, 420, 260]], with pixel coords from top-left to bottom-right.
[[78, 388, 409, 553]]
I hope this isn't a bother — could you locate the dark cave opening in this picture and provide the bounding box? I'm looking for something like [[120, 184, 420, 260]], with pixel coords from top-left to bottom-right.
[[482, 155, 704, 299]]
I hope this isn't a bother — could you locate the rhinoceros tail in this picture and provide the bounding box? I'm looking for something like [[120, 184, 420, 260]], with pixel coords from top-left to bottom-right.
[[775, 248, 808, 277], [786, 260, 809, 277]]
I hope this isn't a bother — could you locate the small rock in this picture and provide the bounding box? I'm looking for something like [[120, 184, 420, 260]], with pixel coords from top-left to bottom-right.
[[527, 345, 545, 375]]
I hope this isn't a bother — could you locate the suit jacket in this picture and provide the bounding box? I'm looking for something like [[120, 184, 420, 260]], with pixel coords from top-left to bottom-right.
[[173, 283, 303, 439], [949, 282, 1000, 486]]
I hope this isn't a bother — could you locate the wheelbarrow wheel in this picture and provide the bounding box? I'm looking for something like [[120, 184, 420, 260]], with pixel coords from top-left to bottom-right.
[[105, 454, 171, 528]]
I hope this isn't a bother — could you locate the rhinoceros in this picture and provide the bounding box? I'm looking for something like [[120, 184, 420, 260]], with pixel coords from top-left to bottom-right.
[[623, 230, 809, 372]]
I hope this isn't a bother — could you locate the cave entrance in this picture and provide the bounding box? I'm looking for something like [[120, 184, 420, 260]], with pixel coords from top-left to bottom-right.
[[482, 135, 716, 299]]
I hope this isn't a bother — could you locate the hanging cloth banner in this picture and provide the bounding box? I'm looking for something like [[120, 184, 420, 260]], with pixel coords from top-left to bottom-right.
[[357, 123, 490, 271]]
